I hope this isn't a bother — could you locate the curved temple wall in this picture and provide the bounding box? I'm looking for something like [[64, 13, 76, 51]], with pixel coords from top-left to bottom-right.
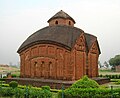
[[20, 42, 99, 81], [18, 10, 100, 81]]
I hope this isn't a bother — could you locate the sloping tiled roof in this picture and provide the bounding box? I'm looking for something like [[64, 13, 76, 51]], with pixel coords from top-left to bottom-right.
[[48, 10, 75, 23], [84, 33, 97, 49], [17, 25, 100, 54]]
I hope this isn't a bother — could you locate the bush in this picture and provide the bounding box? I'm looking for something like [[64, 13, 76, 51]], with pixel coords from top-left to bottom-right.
[[71, 75, 99, 89], [116, 80, 120, 84], [58, 76, 120, 98], [0, 87, 24, 97], [0, 78, 5, 81], [9, 81, 18, 88], [41, 86, 50, 91], [0, 85, 52, 98], [29, 88, 52, 98], [99, 74, 103, 77], [99, 74, 120, 79], [11, 74, 17, 77], [60, 88, 119, 98], [13, 88, 24, 98], [2, 84, 9, 87], [0, 87, 14, 97], [3, 76, 7, 78]]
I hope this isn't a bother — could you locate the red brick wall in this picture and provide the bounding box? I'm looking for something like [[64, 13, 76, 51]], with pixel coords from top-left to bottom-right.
[[88, 42, 99, 78], [20, 44, 75, 80], [72, 33, 86, 79], [19, 35, 99, 80]]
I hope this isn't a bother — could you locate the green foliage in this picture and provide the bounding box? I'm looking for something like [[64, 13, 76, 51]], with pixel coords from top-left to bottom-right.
[[0, 87, 14, 97], [99, 74, 120, 79], [115, 80, 120, 84], [11, 74, 17, 77], [58, 76, 120, 98], [13, 88, 24, 98], [58, 88, 120, 98], [9, 81, 18, 88], [59, 88, 106, 98], [58, 90, 62, 98], [3, 76, 7, 78], [2, 84, 9, 87], [71, 75, 99, 88], [29, 88, 52, 98], [11, 73, 20, 78], [0, 86, 52, 98], [0, 78, 5, 81], [41, 85, 50, 91], [109, 55, 120, 66], [99, 69, 112, 72], [50, 89, 60, 93]]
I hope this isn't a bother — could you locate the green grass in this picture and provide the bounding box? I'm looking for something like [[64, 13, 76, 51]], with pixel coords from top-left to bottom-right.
[[99, 69, 112, 72], [99, 69, 120, 75]]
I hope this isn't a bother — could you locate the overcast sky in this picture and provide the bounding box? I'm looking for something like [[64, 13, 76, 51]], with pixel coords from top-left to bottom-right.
[[0, 0, 120, 65]]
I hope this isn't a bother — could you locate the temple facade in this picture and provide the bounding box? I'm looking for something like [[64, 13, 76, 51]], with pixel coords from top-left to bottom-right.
[[17, 10, 101, 81]]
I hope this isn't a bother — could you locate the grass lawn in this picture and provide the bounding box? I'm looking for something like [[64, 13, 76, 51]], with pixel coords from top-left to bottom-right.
[[99, 69, 120, 75]]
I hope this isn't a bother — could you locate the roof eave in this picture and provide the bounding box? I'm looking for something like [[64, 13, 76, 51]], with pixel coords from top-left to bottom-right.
[[17, 40, 71, 54]]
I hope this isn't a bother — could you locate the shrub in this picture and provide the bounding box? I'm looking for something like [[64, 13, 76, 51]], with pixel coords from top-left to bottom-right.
[[0, 85, 52, 98], [41, 86, 50, 91], [0, 87, 14, 97], [11, 74, 17, 77], [29, 88, 52, 98], [0, 78, 5, 81], [100, 74, 120, 79], [116, 80, 120, 84], [71, 75, 99, 89], [99, 74, 103, 77], [3, 76, 7, 78], [2, 84, 9, 87], [58, 76, 100, 98], [61, 88, 117, 98], [9, 81, 18, 88], [13, 88, 24, 98]]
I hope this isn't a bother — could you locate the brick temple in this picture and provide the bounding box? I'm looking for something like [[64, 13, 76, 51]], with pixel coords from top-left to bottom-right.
[[17, 10, 101, 81]]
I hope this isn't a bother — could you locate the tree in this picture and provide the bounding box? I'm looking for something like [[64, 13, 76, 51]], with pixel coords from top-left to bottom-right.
[[109, 55, 120, 66]]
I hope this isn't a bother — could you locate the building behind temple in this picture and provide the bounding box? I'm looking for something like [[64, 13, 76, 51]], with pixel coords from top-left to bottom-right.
[[17, 10, 101, 81]]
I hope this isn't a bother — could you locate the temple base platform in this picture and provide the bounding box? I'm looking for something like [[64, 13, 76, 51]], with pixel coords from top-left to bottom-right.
[[5, 77, 110, 89]]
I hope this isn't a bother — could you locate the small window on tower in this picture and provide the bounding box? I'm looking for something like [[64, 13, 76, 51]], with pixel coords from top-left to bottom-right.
[[55, 21, 58, 24], [69, 21, 71, 25]]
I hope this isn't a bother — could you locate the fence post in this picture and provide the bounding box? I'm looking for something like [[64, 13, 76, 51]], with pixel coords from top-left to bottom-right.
[[0, 79, 2, 87], [0, 79, 2, 90], [25, 85, 29, 98], [111, 86, 113, 98], [62, 84, 64, 98]]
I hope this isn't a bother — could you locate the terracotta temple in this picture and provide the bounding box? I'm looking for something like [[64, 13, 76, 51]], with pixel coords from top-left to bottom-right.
[[17, 10, 101, 81]]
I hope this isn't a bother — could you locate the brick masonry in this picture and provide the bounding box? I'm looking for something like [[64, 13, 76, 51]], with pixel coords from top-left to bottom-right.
[[5, 77, 110, 89], [18, 10, 101, 86], [19, 35, 99, 81]]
